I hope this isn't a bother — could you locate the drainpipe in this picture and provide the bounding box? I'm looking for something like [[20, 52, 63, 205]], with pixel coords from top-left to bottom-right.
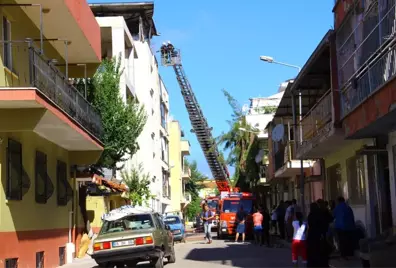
[[0, 4, 44, 54]]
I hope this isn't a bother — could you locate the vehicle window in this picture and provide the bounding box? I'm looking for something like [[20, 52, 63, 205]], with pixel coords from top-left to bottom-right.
[[155, 214, 165, 229], [207, 200, 219, 210], [222, 199, 253, 213], [164, 216, 180, 224], [100, 214, 154, 234]]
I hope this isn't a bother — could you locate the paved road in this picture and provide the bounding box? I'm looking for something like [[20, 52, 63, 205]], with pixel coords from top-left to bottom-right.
[[62, 238, 293, 268]]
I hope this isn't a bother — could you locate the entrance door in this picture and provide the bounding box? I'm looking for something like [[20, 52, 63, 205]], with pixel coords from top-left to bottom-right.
[[326, 163, 342, 201], [377, 152, 393, 233]]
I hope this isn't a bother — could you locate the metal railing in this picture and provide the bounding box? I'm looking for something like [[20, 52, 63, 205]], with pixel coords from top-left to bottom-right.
[[184, 192, 191, 202], [341, 41, 396, 117], [296, 89, 332, 144], [0, 40, 103, 140], [336, 0, 396, 89]]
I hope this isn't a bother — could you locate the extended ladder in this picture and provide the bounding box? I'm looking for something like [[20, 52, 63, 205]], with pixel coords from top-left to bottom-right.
[[162, 48, 231, 192]]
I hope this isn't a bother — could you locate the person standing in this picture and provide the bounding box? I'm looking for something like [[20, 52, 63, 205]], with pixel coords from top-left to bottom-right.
[[201, 204, 215, 244], [285, 201, 295, 241], [253, 207, 263, 245], [271, 205, 278, 234], [333, 196, 356, 259], [276, 201, 286, 239], [291, 212, 307, 267], [262, 207, 272, 247], [235, 205, 247, 243]]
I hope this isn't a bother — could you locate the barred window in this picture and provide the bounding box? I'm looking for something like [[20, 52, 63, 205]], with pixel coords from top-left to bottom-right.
[[6, 139, 22, 200], [35, 151, 54, 204]]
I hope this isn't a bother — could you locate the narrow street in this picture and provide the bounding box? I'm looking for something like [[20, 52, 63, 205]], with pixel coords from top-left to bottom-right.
[[61, 236, 292, 268]]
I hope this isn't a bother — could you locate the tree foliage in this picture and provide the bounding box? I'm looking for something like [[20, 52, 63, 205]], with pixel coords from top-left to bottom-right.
[[121, 163, 153, 206], [216, 89, 262, 190], [184, 159, 207, 220], [77, 56, 148, 171]]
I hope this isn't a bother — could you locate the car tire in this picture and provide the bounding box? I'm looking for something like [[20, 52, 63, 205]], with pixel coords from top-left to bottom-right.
[[167, 245, 176, 263], [152, 251, 164, 268]]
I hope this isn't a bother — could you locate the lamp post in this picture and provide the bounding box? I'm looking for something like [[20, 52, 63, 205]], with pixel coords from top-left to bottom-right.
[[260, 55, 306, 216]]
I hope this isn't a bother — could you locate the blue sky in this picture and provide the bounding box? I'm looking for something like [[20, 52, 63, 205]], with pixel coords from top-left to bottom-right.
[[89, 0, 334, 177]]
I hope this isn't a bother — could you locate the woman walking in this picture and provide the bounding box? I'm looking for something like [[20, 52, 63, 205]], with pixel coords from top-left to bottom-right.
[[291, 212, 307, 267]]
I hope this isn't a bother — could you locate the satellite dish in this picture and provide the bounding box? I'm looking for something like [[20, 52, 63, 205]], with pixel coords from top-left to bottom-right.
[[272, 124, 284, 142]]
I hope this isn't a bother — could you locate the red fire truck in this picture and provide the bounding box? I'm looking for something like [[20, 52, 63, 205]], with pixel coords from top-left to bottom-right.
[[217, 192, 256, 239]]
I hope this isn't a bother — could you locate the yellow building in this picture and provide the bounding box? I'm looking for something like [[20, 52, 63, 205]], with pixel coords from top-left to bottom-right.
[[168, 121, 191, 214], [0, 1, 103, 267]]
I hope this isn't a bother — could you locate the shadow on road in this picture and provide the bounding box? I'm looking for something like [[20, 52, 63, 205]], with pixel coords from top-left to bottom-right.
[[184, 243, 292, 267]]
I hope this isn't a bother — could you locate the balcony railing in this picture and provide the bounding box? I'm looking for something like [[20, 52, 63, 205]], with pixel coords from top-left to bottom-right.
[[183, 192, 192, 203], [336, 0, 396, 89], [0, 40, 103, 140], [297, 89, 332, 143], [341, 41, 396, 117], [182, 165, 191, 178]]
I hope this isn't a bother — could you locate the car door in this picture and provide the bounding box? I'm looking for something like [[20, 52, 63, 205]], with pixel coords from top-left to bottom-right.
[[152, 213, 165, 248], [157, 214, 173, 251], [154, 214, 170, 252]]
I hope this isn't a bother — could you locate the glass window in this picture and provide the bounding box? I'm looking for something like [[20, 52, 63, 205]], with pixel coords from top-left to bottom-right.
[[164, 216, 181, 224], [207, 200, 219, 210], [222, 199, 253, 213], [100, 214, 154, 234], [6, 139, 22, 200], [346, 155, 366, 205]]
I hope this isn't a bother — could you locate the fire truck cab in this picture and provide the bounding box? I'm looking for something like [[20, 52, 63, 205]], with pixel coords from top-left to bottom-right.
[[217, 192, 256, 239]]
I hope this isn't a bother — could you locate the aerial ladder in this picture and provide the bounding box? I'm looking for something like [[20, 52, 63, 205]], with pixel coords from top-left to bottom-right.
[[160, 45, 232, 192]]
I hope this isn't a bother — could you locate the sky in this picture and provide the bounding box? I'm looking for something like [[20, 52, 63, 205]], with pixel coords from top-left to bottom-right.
[[89, 0, 334, 178]]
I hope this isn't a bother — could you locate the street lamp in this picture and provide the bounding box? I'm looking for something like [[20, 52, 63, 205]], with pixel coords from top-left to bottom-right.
[[260, 55, 306, 216], [259, 55, 301, 72]]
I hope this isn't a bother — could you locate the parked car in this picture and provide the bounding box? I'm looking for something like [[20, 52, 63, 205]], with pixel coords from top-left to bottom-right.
[[163, 215, 185, 242], [91, 206, 176, 268]]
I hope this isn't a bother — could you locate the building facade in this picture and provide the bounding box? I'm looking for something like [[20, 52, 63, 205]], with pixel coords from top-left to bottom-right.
[[91, 2, 171, 213], [0, 0, 103, 267], [168, 120, 191, 215]]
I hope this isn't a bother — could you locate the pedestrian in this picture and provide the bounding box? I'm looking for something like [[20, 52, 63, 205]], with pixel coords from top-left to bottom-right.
[[271, 205, 278, 234], [333, 196, 356, 259], [276, 200, 286, 239], [253, 207, 263, 245], [306, 202, 329, 267], [235, 205, 247, 243], [285, 201, 295, 241], [195, 213, 201, 233], [262, 207, 271, 247], [291, 212, 307, 267], [201, 204, 215, 244]]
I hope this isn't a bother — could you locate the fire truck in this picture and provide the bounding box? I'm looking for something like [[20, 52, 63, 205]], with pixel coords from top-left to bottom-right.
[[217, 192, 256, 239]]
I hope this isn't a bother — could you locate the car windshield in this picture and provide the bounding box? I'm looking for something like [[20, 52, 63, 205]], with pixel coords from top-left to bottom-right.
[[207, 199, 219, 210], [222, 199, 253, 213], [164, 216, 181, 224], [100, 214, 154, 234]]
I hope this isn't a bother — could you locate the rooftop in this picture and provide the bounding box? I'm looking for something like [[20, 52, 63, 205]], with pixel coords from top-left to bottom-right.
[[90, 2, 158, 37]]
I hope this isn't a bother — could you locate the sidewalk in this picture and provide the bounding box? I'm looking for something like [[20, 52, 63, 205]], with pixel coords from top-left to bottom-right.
[[58, 256, 93, 268]]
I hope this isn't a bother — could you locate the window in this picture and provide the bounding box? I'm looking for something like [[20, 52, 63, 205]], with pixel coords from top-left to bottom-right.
[[59, 247, 66, 266], [5, 258, 18, 268], [35, 151, 54, 204], [2, 16, 12, 70], [6, 139, 22, 200], [160, 135, 168, 163], [222, 199, 254, 213], [346, 155, 366, 205], [164, 216, 181, 225], [36, 251, 44, 268], [160, 102, 167, 129], [162, 170, 170, 198], [57, 160, 73, 206], [100, 214, 154, 234]]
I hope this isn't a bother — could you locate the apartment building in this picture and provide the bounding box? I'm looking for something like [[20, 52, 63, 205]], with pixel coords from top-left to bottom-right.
[[168, 120, 192, 214], [90, 2, 171, 213], [0, 0, 103, 267]]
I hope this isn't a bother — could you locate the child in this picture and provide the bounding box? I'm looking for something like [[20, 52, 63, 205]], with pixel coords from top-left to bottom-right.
[[252, 207, 263, 245], [292, 212, 307, 267], [271, 205, 278, 234]]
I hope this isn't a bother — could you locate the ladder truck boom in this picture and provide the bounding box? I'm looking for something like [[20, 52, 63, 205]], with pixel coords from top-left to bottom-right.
[[161, 46, 231, 192]]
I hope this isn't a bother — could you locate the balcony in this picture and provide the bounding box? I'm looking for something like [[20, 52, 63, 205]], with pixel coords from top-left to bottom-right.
[[274, 140, 315, 179], [295, 89, 347, 158], [181, 192, 191, 204], [181, 140, 190, 155], [337, 0, 396, 117], [182, 165, 191, 180], [0, 40, 103, 153]]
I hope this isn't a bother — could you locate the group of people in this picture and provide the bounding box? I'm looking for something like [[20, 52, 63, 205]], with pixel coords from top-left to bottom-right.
[[160, 41, 177, 63], [270, 197, 357, 267]]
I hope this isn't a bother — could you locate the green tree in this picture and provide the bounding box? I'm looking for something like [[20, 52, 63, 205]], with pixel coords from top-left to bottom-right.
[[216, 89, 261, 190], [184, 159, 207, 220], [121, 163, 153, 206], [82, 56, 147, 172]]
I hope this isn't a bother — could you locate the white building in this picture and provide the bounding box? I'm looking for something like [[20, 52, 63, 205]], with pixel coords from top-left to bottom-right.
[[91, 2, 171, 213]]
